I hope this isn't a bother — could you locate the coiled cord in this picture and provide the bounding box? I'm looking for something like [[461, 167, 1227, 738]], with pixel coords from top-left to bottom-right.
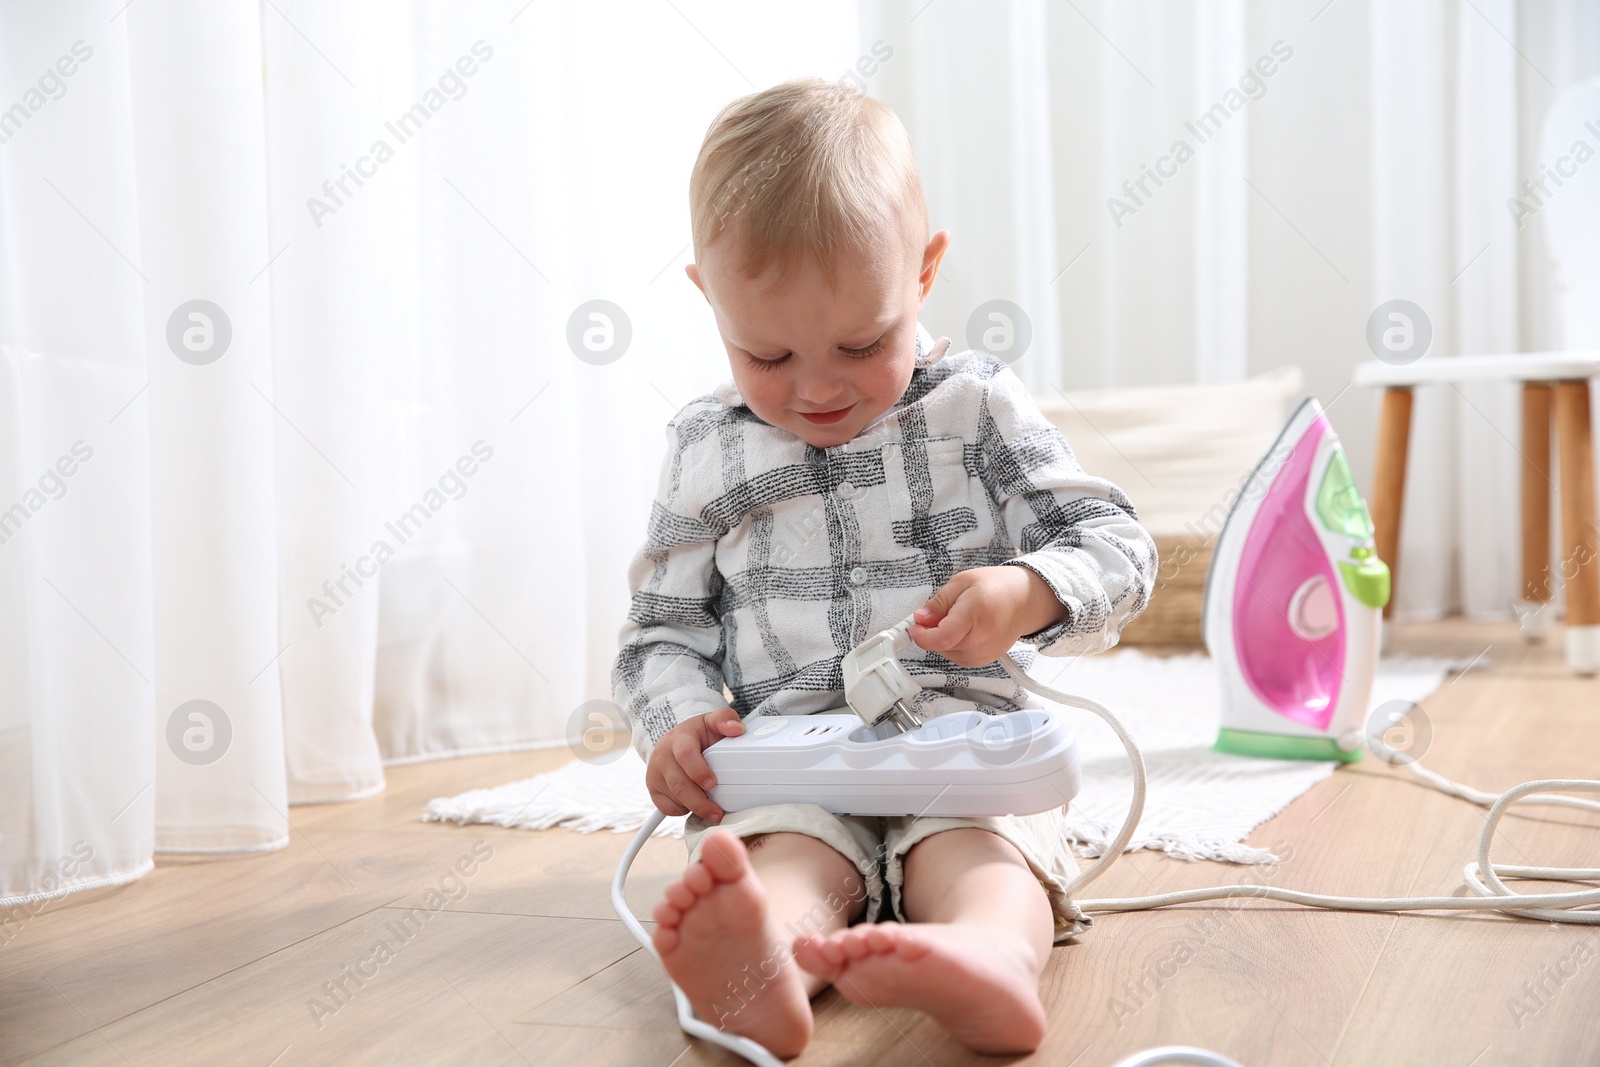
[[999, 654, 1600, 924]]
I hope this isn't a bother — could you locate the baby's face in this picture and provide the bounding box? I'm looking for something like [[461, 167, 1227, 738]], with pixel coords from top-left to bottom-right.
[[688, 228, 949, 448]]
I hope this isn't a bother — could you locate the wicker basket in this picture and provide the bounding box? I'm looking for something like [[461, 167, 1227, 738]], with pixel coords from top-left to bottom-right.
[[1119, 531, 1212, 648]]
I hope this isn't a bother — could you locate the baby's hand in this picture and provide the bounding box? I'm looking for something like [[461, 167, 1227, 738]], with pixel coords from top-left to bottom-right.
[[645, 706, 745, 822], [908, 566, 1067, 668]]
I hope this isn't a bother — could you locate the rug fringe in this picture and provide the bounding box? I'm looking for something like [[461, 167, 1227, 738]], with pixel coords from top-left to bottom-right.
[[422, 758, 687, 838]]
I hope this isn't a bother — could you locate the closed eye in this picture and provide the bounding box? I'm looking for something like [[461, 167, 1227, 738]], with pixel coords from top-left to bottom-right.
[[744, 351, 790, 371], [843, 337, 885, 358]]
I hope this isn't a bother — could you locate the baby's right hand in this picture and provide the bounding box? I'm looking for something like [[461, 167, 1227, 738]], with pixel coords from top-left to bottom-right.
[[645, 706, 745, 822]]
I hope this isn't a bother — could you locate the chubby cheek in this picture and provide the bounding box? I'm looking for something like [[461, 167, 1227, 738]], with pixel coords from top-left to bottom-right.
[[853, 356, 909, 408], [730, 366, 789, 424]]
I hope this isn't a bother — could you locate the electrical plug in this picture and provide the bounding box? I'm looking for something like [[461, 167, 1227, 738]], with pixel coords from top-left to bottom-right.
[[840, 615, 925, 733]]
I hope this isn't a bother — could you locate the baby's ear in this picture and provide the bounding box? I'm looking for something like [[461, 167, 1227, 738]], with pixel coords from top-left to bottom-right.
[[685, 263, 706, 297], [919, 229, 952, 298]]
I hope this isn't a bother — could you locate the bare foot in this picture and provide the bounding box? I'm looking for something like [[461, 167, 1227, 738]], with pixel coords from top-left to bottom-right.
[[793, 922, 1047, 1054], [652, 831, 813, 1058]]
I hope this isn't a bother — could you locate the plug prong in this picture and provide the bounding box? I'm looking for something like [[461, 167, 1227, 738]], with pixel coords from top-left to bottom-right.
[[887, 699, 923, 733]]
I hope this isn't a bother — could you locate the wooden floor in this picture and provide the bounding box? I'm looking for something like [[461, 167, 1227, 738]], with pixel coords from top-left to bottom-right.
[[3, 618, 1598, 1067]]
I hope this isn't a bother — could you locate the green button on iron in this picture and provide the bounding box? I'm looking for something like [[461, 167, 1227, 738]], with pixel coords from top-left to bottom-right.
[[1338, 557, 1391, 608]]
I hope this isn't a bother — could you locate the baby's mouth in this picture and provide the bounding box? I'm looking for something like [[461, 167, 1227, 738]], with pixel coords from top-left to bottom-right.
[[796, 402, 856, 425]]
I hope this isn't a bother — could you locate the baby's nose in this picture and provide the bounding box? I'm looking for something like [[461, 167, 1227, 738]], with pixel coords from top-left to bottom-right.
[[791, 367, 848, 404]]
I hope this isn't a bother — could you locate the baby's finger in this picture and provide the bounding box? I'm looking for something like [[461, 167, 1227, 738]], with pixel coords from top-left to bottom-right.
[[915, 580, 960, 623], [908, 619, 950, 651], [648, 786, 688, 818], [674, 737, 718, 793], [914, 604, 976, 652], [942, 639, 999, 669], [949, 619, 1007, 661], [707, 706, 746, 735], [663, 764, 723, 822]]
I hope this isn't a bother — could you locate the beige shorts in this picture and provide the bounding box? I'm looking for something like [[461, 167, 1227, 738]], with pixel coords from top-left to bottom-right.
[[684, 802, 1090, 943]]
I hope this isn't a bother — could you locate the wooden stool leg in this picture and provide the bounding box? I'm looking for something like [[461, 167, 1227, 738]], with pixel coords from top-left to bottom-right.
[[1371, 387, 1414, 624], [1554, 379, 1600, 674], [1519, 384, 1554, 640]]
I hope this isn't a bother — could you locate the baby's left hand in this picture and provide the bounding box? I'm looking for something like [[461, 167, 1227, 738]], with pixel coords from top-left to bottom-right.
[[907, 566, 1068, 668]]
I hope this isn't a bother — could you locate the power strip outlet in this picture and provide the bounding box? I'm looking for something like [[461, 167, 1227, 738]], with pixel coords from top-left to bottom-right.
[[704, 709, 1081, 817]]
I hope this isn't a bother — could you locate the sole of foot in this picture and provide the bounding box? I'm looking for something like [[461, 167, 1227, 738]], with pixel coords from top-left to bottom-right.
[[652, 830, 814, 1058], [793, 921, 1047, 1054]]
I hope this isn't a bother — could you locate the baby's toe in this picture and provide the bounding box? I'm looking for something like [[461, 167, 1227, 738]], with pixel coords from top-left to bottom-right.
[[652, 900, 682, 926], [651, 925, 681, 955], [663, 881, 698, 911], [812, 934, 850, 967], [681, 863, 714, 896], [838, 926, 879, 960], [864, 925, 899, 954], [792, 936, 840, 979], [698, 831, 752, 883], [889, 927, 930, 960]]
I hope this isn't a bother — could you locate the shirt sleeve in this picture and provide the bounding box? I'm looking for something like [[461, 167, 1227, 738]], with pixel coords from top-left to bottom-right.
[[978, 363, 1159, 655], [611, 413, 732, 761]]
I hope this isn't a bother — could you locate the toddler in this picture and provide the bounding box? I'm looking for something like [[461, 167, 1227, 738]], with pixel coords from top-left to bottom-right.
[[612, 76, 1156, 1058]]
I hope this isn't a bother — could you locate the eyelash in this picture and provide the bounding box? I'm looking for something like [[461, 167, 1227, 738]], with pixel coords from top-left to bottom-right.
[[745, 338, 885, 372]]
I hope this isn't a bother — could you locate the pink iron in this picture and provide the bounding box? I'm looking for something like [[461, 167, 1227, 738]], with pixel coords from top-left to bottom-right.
[[1202, 398, 1391, 761]]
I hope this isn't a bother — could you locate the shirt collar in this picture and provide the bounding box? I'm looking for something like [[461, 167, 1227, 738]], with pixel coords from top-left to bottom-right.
[[711, 321, 951, 410]]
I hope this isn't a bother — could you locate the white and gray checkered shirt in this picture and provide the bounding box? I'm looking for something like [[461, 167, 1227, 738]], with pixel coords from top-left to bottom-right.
[[613, 322, 1158, 759]]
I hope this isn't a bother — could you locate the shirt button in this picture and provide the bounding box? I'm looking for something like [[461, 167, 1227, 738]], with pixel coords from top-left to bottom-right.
[[850, 566, 869, 585], [836, 480, 855, 498]]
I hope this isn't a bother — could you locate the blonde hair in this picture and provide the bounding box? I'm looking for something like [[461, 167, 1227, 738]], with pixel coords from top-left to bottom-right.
[[688, 76, 927, 289]]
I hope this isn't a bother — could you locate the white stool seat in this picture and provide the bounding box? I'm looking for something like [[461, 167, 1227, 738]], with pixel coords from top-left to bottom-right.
[[1354, 350, 1600, 387]]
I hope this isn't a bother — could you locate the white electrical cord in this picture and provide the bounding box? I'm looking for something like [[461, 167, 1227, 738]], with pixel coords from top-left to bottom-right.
[[610, 652, 1600, 1067], [998, 654, 1600, 924], [1109, 1048, 1245, 1067]]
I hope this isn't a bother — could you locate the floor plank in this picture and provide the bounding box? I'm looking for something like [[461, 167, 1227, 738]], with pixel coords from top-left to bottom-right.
[[24, 911, 642, 1066]]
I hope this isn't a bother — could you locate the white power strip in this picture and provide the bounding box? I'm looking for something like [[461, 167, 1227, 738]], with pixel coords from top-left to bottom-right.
[[703, 708, 1081, 817]]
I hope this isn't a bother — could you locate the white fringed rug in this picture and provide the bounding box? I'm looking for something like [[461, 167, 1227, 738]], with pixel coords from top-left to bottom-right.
[[422, 650, 1475, 865]]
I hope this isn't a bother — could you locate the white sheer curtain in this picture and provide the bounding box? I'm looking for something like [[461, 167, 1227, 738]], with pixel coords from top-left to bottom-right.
[[867, 0, 1600, 621], [1, 0, 853, 903]]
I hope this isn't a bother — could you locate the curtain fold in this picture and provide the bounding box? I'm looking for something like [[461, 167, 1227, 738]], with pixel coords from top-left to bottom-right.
[[131, 0, 290, 853], [2, 3, 159, 900]]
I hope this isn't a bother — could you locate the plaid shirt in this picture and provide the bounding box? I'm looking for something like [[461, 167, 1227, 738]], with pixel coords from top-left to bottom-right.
[[613, 322, 1157, 759]]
